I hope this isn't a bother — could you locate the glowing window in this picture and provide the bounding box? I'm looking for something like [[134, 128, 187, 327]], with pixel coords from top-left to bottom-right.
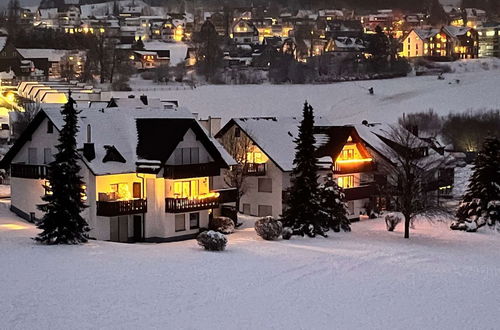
[[338, 175, 354, 189]]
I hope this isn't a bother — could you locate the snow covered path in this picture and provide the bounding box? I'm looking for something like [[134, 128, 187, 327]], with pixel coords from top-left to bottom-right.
[[111, 63, 500, 126], [1, 203, 499, 330]]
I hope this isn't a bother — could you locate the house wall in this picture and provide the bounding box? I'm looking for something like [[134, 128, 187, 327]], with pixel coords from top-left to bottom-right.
[[401, 31, 425, 57], [12, 117, 59, 165], [165, 128, 214, 165], [239, 160, 284, 219]]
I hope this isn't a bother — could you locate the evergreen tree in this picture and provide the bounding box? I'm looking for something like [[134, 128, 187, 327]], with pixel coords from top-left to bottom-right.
[[35, 96, 89, 244], [366, 26, 390, 72], [456, 136, 500, 228], [195, 20, 222, 82], [283, 102, 327, 237], [427, 0, 448, 26], [319, 177, 351, 232], [133, 37, 145, 51]]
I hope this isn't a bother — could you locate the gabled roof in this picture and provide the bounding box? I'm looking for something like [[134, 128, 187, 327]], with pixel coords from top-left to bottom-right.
[[1, 104, 234, 175], [216, 116, 332, 172], [412, 28, 439, 41]]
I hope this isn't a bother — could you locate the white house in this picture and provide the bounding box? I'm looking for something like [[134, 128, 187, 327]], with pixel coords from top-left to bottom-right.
[[0, 102, 236, 243], [215, 117, 380, 220], [400, 29, 439, 58]]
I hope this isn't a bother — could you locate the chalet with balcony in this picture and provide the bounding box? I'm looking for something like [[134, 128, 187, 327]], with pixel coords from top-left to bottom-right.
[[0, 103, 236, 243], [215, 117, 378, 220]]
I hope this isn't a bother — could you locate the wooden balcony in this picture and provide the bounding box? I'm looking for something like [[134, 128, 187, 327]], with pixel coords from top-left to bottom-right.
[[333, 160, 375, 174], [96, 199, 147, 217], [11, 163, 48, 179], [165, 195, 219, 213], [343, 184, 376, 201], [163, 163, 221, 179], [244, 163, 266, 176]]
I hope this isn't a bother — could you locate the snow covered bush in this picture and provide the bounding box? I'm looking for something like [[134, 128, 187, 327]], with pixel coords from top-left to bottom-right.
[[254, 217, 283, 240], [319, 178, 351, 232], [385, 213, 403, 232], [282, 227, 293, 240], [209, 216, 235, 234], [196, 230, 227, 251]]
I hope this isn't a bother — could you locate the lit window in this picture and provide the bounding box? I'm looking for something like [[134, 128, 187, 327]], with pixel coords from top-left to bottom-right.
[[338, 175, 354, 189]]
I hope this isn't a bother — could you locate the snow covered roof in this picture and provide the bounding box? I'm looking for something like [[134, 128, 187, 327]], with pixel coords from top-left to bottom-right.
[[16, 48, 66, 62], [443, 26, 471, 38], [413, 28, 439, 40], [216, 116, 332, 172], [0, 104, 234, 175], [334, 37, 365, 50]]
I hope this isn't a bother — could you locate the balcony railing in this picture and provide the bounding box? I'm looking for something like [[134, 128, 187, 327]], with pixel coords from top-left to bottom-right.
[[343, 184, 376, 201], [96, 199, 147, 217], [244, 163, 266, 176], [163, 163, 221, 179], [11, 163, 48, 179], [333, 160, 375, 174], [165, 195, 219, 213]]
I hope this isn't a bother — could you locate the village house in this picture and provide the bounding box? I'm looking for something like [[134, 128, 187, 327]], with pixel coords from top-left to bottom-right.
[[215, 117, 456, 220], [478, 22, 500, 58], [400, 29, 439, 58], [232, 19, 260, 44], [215, 117, 379, 220], [0, 102, 237, 243]]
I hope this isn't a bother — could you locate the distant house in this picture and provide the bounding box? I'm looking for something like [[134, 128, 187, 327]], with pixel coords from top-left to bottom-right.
[[131, 50, 169, 70], [0, 103, 236, 243], [232, 19, 259, 45], [478, 22, 500, 58], [400, 29, 439, 58], [401, 26, 479, 59], [0, 43, 69, 78]]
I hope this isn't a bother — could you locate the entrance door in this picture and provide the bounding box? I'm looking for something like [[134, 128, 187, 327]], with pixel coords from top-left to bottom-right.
[[110, 216, 129, 242], [133, 215, 143, 242]]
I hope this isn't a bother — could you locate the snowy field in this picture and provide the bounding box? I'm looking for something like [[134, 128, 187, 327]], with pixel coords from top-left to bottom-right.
[[1, 201, 500, 330], [111, 59, 500, 126]]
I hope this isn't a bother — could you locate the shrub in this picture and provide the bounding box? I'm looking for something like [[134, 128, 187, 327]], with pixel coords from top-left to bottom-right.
[[282, 227, 293, 240], [140, 71, 155, 80], [385, 212, 403, 231], [254, 216, 283, 240], [197, 230, 227, 251], [209, 216, 235, 234]]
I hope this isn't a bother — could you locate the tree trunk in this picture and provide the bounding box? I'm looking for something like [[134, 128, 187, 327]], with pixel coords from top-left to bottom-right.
[[404, 213, 410, 239]]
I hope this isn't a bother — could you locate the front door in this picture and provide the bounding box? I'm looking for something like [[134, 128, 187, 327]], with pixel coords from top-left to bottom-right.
[[133, 215, 143, 242]]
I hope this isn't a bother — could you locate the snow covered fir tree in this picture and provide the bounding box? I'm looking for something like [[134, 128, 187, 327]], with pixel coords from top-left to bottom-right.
[[35, 96, 90, 244], [283, 102, 328, 237], [319, 177, 351, 233], [452, 136, 500, 232]]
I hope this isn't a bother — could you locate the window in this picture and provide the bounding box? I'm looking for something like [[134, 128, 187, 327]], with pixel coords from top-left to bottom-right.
[[341, 148, 355, 160], [174, 147, 200, 165], [338, 175, 354, 189], [28, 148, 37, 164], [258, 205, 272, 217], [109, 183, 130, 200], [175, 214, 185, 232], [189, 212, 200, 229], [47, 121, 53, 133], [43, 148, 52, 164], [173, 178, 208, 198], [133, 182, 141, 199], [258, 178, 272, 193], [234, 127, 241, 137]]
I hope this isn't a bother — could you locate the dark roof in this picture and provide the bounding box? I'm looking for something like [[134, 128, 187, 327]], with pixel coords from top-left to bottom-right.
[[136, 118, 229, 168], [102, 145, 126, 163], [314, 126, 371, 160]]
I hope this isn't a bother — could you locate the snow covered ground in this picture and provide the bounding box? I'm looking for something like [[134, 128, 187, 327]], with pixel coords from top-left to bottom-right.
[[110, 61, 500, 126], [1, 202, 499, 329]]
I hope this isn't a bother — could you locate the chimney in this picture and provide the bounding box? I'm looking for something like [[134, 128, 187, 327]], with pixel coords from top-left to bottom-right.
[[209, 116, 221, 137], [140, 95, 148, 105], [83, 143, 95, 161]]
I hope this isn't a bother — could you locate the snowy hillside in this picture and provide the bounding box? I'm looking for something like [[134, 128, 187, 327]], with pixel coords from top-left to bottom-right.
[[1, 202, 500, 329], [109, 67, 500, 125]]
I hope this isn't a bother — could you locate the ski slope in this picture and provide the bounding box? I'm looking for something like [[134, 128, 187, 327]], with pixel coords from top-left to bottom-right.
[[1, 202, 500, 329]]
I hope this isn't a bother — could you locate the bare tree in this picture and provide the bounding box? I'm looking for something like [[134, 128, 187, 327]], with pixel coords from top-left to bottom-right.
[[218, 129, 254, 212], [380, 125, 449, 238]]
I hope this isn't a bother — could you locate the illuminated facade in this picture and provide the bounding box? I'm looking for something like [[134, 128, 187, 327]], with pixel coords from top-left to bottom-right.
[[0, 105, 236, 243]]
